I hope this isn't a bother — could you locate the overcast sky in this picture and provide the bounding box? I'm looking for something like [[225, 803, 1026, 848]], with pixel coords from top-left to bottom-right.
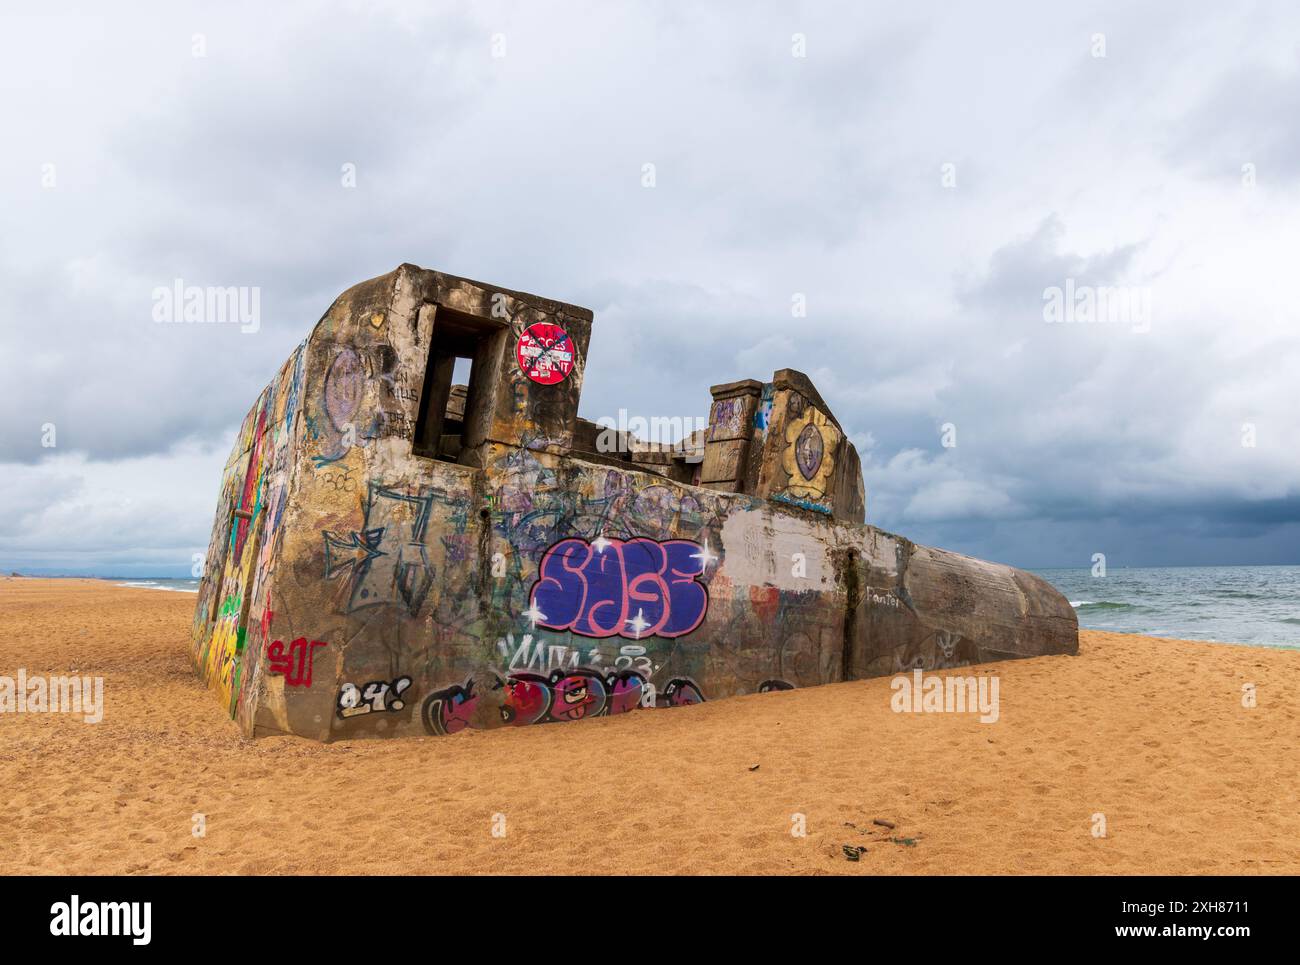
[[2, 1, 1297, 576]]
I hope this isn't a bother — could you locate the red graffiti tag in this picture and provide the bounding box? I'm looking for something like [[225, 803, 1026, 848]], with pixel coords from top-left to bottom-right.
[[266, 637, 326, 687]]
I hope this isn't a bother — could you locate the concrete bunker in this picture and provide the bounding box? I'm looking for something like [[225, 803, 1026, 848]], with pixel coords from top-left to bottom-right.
[[191, 264, 1077, 740]]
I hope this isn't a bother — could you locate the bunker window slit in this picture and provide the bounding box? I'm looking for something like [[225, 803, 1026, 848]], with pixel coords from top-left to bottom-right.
[[412, 304, 506, 462]]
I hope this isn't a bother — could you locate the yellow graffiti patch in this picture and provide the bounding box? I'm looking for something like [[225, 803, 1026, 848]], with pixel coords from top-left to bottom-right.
[[780, 406, 838, 503]]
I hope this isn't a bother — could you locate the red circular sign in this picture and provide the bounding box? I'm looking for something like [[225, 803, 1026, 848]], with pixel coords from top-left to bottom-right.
[[516, 322, 575, 385]]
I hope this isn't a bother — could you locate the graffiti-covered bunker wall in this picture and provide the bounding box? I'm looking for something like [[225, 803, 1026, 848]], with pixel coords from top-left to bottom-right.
[[192, 264, 1078, 740]]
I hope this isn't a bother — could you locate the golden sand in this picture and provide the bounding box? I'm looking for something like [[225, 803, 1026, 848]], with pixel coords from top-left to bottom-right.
[[1, 577, 1296, 875]]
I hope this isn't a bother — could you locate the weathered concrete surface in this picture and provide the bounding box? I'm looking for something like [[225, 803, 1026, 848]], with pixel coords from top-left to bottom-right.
[[191, 265, 1077, 740]]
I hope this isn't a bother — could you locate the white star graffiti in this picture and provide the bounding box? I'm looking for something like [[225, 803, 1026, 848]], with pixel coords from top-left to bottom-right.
[[690, 538, 718, 570], [591, 534, 612, 553], [625, 608, 651, 640], [522, 601, 548, 629]]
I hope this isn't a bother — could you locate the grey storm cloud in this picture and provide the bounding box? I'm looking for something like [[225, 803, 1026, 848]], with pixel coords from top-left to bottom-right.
[[0, 0, 1297, 574]]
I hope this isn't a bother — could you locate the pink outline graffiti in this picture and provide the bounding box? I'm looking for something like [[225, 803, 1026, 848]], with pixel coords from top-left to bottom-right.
[[528, 537, 709, 639]]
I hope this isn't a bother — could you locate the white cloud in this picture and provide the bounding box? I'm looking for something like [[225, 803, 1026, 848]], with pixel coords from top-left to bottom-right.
[[0, 0, 1297, 571]]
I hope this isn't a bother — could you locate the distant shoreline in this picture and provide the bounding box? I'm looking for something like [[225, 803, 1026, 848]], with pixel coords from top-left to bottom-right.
[[2, 575, 200, 594], [2, 574, 1289, 649]]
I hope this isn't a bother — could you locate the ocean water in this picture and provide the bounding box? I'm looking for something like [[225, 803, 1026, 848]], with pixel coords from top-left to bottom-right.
[[112, 578, 200, 594], [1035, 566, 1300, 649]]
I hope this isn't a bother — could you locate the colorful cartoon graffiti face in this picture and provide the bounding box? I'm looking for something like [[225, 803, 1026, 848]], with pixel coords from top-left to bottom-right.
[[528, 537, 711, 640], [607, 671, 646, 715], [795, 423, 824, 480], [422, 668, 669, 736], [549, 672, 607, 722], [500, 676, 550, 726], [425, 681, 481, 734], [516, 322, 575, 385]]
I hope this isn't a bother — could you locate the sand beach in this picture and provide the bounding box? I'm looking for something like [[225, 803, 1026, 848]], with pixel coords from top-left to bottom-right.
[[2, 577, 1296, 875]]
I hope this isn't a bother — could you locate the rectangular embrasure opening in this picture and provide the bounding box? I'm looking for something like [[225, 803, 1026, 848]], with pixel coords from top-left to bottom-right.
[[412, 305, 507, 462]]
